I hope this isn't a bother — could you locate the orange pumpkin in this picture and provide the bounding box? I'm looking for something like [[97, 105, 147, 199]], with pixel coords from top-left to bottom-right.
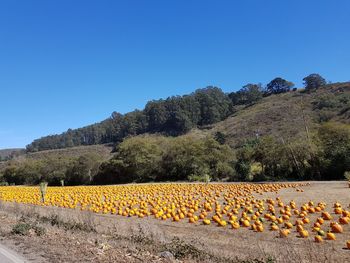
[[203, 219, 211, 225], [256, 225, 264, 232], [342, 210, 350, 217], [270, 224, 279, 231], [300, 230, 309, 238], [219, 220, 227, 227], [339, 217, 349, 225], [317, 217, 324, 225], [242, 219, 250, 227], [322, 212, 332, 220], [327, 232, 336, 240], [285, 222, 293, 229], [296, 225, 304, 232], [331, 223, 343, 233], [231, 222, 240, 229], [315, 235, 323, 243], [279, 229, 290, 238], [334, 207, 342, 214], [302, 217, 310, 224]]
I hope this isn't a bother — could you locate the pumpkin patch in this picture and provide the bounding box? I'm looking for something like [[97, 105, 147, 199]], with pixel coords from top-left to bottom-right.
[[0, 181, 349, 253]]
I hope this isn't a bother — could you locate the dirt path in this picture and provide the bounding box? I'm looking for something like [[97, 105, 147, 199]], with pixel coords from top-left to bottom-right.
[[0, 243, 26, 263]]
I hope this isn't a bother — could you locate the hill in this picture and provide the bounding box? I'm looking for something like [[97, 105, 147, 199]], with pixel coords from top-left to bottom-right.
[[23, 144, 114, 161], [25, 81, 350, 153], [208, 82, 350, 147], [0, 148, 25, 161], [0, 144, 114, 186]]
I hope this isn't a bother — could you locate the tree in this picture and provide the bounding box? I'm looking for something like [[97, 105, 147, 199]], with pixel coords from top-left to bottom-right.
[[266, 77, 294, 94], [66, 154, 102, 185], [230, 84, 263, 105], [96, 136, 167, 184], [317, 122, 350, 179], [163, 97, 193, 135], [214, 131, 226, 145], [144, 100, 168, 132], [303, 74, 326, 90], [194, 87, 232, 125]]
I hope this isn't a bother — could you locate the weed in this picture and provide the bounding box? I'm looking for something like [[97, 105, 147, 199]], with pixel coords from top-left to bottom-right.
[[11, 222, 31, 235]]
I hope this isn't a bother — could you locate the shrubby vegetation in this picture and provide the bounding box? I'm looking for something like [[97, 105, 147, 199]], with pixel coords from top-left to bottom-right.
[[94, 135, 236, 184], [313, 92, 350, 122], [0, 153, 102, 186], [2, 121, 348, 186], [234, 122, 350, 181]]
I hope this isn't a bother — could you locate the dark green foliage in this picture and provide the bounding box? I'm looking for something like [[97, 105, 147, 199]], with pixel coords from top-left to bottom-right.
[[316, 122, 350, 179], [109, 136, 166, 183], [1, 153, 102, 186], [266, 77, 294, 95], [65, 153, 102, 185], [214, 131, 226, 145], [27, 86, 232, 151], [95, 135, 235, 184], [229, 122, 350, 181], [194, 87, 232, 125], [229, 84, 263, 106], [303, 73, 326, 90]]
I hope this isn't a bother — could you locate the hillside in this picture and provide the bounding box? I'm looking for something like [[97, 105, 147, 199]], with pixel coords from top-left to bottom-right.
[[0, 149, 25, 160], [207, 82, 350, 147], [24, 144, 113, 161], [3, 82, 349, 165], [0, 144, 114, 173]]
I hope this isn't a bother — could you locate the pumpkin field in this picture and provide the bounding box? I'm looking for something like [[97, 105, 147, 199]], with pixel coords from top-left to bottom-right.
[[0, 181, 349, 262]]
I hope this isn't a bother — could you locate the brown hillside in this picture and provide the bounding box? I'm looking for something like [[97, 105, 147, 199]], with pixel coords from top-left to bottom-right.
[[210, 82, 350, 147]]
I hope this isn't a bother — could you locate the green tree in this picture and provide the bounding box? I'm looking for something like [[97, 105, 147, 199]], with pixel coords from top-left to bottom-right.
[[229, 84, 263, 106], [96, 136, 167, 184], [303, 73, 326, 90], [66, 153, 102, 185], [317, 122, 350, 179], [266, 77, 294, 94]]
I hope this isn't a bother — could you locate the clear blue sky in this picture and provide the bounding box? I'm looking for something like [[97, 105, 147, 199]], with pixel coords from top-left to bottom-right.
[[1, 0, 350, 149]]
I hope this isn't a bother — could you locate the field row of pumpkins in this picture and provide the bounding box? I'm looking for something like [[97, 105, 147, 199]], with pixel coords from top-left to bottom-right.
[[0, 182, 349, 250]]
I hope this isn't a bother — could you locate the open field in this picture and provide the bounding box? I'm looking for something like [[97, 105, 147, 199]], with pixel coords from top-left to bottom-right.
[[0, 181, 349, 262]]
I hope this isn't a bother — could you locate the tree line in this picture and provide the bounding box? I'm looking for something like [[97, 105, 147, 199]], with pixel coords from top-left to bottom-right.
[[1, 121, 349, 186], [26, 74, 327, 152]]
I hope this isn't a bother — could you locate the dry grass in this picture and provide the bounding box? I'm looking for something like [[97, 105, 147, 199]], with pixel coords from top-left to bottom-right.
[[208, 83, 350, 147]]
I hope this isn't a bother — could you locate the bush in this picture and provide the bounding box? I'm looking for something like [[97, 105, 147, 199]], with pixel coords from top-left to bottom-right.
[[344, 171, 350, 181], [317, 122, 350, 180], [11, 219, 46, 236], [96, 135, 235, 184], [11, 222, 31, 235]]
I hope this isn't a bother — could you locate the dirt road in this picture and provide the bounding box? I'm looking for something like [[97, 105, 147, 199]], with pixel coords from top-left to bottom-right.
[[0, 243, 26, 263]]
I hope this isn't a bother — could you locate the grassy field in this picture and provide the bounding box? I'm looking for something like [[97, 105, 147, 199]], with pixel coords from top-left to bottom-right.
[[0, 181, 349, 262]]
